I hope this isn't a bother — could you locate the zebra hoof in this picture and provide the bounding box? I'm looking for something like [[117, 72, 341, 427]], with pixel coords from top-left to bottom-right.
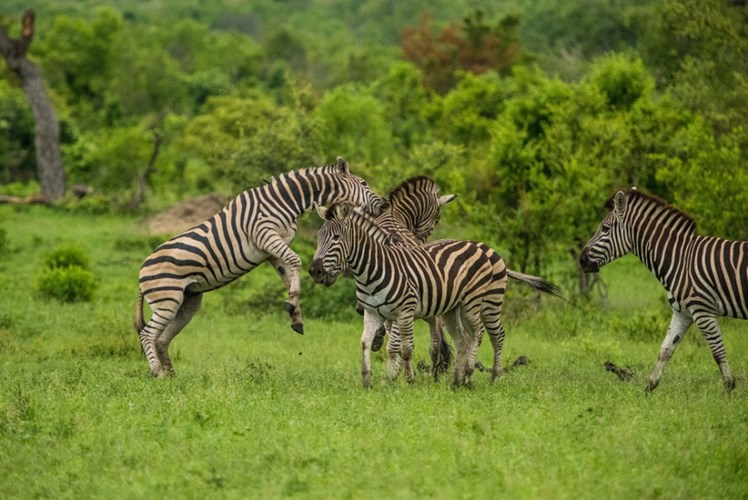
[[725, 377, 736, 392], [291, 322, 304, 335]]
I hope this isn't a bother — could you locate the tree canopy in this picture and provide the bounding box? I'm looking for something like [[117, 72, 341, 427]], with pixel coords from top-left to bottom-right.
[[1, 0, 747, 293]]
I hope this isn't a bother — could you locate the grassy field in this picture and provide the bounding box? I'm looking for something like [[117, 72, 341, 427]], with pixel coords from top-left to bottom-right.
[[1, 205, 747, 499]]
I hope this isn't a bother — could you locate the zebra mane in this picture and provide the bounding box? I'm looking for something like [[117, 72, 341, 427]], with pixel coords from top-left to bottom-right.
[[606, 189, 697, 233], [389, 176, 438, 204], [327, 202, 399, 244], [262, 162, 345, 187]]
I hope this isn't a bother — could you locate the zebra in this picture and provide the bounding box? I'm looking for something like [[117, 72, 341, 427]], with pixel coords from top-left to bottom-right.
[[309, 202, 563, 387], [366, 176, 458, 377], [579, 188, 746, 392], [134, 157, 388, 377]]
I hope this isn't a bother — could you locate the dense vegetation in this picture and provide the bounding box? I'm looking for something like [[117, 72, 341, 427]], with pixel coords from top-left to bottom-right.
[[2, 0, 747, 287]]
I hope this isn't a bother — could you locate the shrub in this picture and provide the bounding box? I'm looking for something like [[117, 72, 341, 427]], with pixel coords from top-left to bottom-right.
[[35, 266, 96, 302], [42, 245, 91, 270], [34, 244, 96, 302]]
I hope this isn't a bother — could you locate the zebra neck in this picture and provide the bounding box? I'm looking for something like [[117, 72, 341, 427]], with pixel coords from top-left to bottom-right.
[[345, 216, 390, 286], [260, 168, 329, 218], [629, 215, 694, 290]]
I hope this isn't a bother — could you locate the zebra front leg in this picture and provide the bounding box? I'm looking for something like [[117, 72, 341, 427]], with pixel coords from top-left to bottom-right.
[[692, 312, 735, 392], [647, 310, 692, 392], [361, 311, 386, 388], [265, 242, 304, 334]]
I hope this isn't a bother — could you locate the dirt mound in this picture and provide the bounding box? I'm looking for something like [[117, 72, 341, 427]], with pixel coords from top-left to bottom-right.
[[144, 193, 229, 235]]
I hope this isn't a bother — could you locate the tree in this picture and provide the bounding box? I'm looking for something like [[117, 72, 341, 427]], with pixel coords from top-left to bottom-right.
[[0, 10, 65, 201], [401, 10, 528, 94]]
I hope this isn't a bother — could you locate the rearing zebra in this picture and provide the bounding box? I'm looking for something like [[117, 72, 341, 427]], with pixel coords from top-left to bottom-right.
[[134, 157, 388, 377], [579, 188, 746, 392]]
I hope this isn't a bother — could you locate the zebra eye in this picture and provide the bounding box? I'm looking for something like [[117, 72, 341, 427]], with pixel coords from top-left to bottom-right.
[[601, 224, 611, 234], [361, 180, 368, 187], [332, 234, 341, 241]]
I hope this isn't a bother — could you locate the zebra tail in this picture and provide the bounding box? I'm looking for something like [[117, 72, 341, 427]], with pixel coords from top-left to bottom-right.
[[134, 291, 145, 333], [506, 269, 566, 300]]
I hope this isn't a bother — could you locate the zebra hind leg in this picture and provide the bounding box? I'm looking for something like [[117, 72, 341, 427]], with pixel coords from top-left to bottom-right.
[[481, 302, 506, 383], [138, 308, 175, 378], [155, 293, 203, 376], [440, 310, 468, 388], [458, 309, 485, 388], [692, 314, 735, 392], [385, 323, 403, 381], [268, 254, 305, 335]]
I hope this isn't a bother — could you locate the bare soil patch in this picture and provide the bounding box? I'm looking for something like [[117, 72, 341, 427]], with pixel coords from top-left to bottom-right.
[[143, 193, 229, 235]]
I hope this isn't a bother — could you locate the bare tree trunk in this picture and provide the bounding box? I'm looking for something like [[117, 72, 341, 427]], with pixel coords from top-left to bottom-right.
[[127, 132, 162, 211], [0, 10, 65, 201]]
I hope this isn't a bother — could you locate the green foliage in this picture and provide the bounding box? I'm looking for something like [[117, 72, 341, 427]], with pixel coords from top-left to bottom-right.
[[34, 244, 96, 302], [34, 266, 97, 302], [586, 53, 651, 110], [311, 84, 395, 167], [0, 81, 35, 184], [42, 244, 90, 270]]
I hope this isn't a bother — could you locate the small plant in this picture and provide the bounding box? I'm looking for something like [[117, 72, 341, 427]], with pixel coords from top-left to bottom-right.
[[34, 244, 96, 302]]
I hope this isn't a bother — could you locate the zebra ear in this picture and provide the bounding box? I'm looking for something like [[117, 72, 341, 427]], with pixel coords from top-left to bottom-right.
[[335, 156, 350, 174], [438, 194, 457, 206], [336, 201, 352, 220], [613, 191, 627, 220], [314, 203, 328, 219]]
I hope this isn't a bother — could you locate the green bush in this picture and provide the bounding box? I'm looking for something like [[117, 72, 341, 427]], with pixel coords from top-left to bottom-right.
[[42, 245, 91, 270], [35, 266, 97, 303], [34, 244, 96, 302]]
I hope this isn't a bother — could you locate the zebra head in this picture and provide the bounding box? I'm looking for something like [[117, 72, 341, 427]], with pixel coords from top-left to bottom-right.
[[579, 190, 634, 273], [389, 176, 457, 243], [309, 202, 353, 287], [332, 157, 389, 216]]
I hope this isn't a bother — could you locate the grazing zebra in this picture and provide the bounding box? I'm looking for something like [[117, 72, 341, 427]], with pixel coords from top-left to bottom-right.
[[134, 157, 388, 377], [368, 176, 457, 377], [579, 188, 747, 392], [309, 202, 563, 387]]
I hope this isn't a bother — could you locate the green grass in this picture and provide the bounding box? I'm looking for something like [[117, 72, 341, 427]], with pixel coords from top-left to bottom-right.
[[1, 205, 747, 498]]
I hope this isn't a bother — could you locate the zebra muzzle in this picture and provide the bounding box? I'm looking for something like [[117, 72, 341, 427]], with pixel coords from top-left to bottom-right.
[[308, 259, 338, 286], [578, 248, 600, 273]]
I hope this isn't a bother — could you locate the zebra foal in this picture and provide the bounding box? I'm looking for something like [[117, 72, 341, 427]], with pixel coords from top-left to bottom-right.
[[134, 157, 388, 377], [579, 188, 747, 392]]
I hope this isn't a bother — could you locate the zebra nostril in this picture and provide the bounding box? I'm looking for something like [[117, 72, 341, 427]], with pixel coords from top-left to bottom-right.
[[309, 259, 323, 278], [579, 249, 589, 267]]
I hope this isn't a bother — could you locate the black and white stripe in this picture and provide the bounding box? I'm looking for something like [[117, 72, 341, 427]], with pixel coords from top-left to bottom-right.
[[310, 202, 562, 387], [580, 188, 746, 391], [134, 157, 388, 377]]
